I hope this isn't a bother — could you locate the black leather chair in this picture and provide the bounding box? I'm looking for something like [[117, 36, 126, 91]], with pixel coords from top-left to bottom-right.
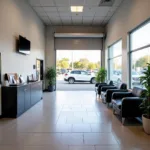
[[96, 80, 113, 96], [105, 83, 128, 105], [101, 83, 127, 104], [112, 87, 145, 124]]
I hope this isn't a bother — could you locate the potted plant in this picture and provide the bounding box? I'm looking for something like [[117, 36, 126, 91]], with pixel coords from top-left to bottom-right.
[[45, 67, 56, 92], [95, 68, 107, 83], [139, 63, 150, 134]]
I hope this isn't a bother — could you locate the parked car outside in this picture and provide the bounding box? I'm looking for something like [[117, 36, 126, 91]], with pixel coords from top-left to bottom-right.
[[111, 70, 122, 83], [132, 71, 140, 85], [60, 69, 67, 74], [64, 70, 96, 84]]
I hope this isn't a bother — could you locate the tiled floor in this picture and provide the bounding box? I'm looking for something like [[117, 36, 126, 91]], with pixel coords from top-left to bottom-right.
[[0, 91, 150, 150]]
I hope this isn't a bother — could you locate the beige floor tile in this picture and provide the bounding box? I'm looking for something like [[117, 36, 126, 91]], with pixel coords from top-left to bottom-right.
[[0, 91, 150, 148], [82, 116, 100, 124], [0, 145, 22, 150], [0, 133, 29, 145], [72, 124, 91, 132], [66, 117, 83, 124], [24, 145, 69, 150], [61, 133, 84, 145], [69, 146, 95, 150], [73, 112, 87, 117], [96, 145, 150, 150], [90, 123, 112, 132], [23, 133, 62, 146], [87, 112, 97, 117], [95, 145, 125, 150], [54, 124, 72, 132], [84, 133, 118, 145]]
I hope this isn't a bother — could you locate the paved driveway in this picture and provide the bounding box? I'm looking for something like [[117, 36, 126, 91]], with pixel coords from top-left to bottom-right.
[[56, 75, 95, 91]]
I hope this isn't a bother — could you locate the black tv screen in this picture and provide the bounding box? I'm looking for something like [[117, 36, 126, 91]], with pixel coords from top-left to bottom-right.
[[18, 35, 30, 55]]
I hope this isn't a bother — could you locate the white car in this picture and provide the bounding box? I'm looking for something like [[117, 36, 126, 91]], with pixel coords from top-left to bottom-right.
[[64, 70, 96, 84], [132, 71, 140, 85]]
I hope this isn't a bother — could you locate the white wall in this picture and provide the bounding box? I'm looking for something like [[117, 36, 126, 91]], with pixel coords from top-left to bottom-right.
[[0, 0, 45, 115], [105, 0, 150, 85], [0, 0, 45, 81]]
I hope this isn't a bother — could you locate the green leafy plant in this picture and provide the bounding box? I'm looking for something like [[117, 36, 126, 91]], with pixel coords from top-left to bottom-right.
[[95, 68, 107, 83], [139, 63, 150, 119], [45, 67, 56, 86]]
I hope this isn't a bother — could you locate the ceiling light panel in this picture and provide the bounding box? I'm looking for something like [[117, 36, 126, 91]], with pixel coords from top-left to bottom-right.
[[71, 6, 84, 12]]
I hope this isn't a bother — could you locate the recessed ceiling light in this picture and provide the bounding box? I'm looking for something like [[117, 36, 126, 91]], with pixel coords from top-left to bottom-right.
[[71, 6, 83, 12]]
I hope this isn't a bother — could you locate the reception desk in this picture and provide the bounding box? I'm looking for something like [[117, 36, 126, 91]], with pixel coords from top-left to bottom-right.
[[2, 81, 43, 118]]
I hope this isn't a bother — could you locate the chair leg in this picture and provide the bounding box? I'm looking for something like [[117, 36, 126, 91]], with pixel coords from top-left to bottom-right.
[[113, 109, 115, 115], [107, 103, 109, 108], [122, 118, 126, 125]]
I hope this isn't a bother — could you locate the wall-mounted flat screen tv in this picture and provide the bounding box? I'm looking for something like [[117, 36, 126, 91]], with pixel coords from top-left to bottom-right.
[[18, 35, 31, 55]]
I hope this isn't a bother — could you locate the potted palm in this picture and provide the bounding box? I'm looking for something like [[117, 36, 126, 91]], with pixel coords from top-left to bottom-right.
[[45, 67, 56, 92], [96, 68, 107, 83], [139, 63, 150, 134]]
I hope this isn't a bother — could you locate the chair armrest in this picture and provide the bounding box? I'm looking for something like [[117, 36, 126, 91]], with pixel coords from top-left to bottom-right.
[[121, 97, 144, 118], [101, 86, 117, 92], [98, 84, 112, 95], [95, 83, 106, 87], [122, 97, 144, 104], [112, 92, 133, 99], [106, 89, 128, 103], [98, 83, 108, 88]]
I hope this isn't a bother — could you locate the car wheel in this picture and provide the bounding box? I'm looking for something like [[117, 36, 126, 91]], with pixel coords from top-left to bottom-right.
[[91, 78, 96, 84], [68, 78, 75, 84]]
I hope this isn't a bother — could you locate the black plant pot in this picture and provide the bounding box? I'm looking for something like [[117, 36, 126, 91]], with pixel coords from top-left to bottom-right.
[[48, 85, 55, 92]]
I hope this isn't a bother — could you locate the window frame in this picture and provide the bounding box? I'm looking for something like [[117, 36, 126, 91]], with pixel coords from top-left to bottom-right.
[[129, 19, 150, 88], [108, 39, 122, 81]]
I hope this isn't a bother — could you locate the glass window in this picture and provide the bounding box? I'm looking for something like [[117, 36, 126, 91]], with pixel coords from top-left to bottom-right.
[[81, 71, 88, 75], [108, 40, 122, 83], [130, 22, 150, 50], [109, 41, 122, 58], [130, 21, 150, 88], [130, 47, 150, 88], [74, 71, 81, 74], [71, 71, 75, 74]]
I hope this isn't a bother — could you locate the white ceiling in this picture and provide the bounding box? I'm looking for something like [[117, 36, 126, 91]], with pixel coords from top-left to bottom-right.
[[28, 0, 123, 26]]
